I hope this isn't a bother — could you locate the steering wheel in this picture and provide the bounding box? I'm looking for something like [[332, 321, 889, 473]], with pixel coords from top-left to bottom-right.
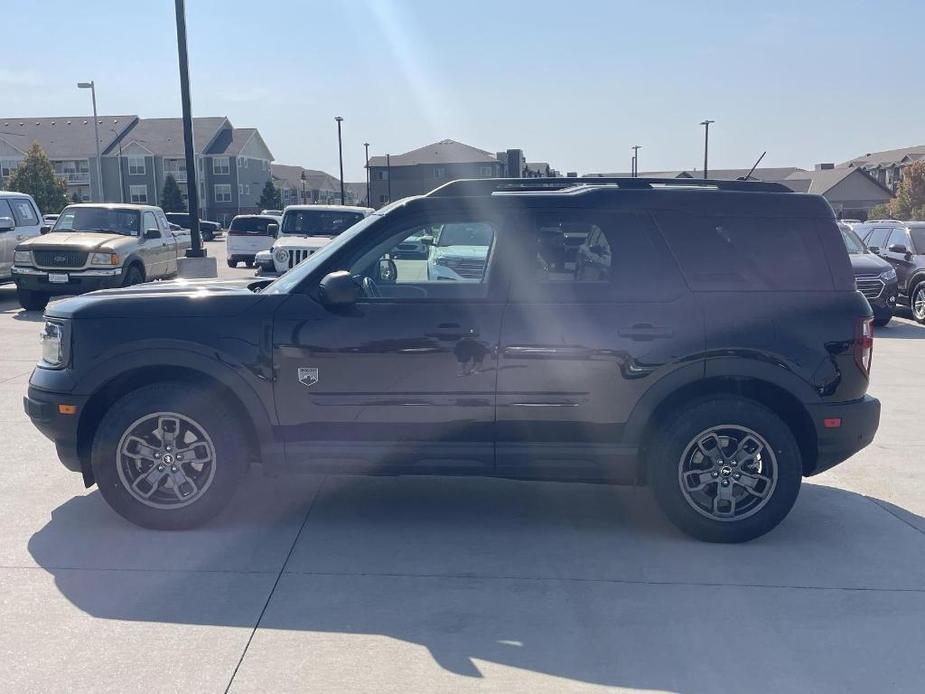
[[361, 276, 381, 298]]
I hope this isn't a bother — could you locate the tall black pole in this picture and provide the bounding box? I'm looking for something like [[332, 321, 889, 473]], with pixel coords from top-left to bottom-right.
[[175, 0, 203, 257], [700, 119, 714, 179], [631, 145, 641, 177], [386, 153, 391, 203], [335, 116, 345, 205], [363, 142, 370, 207]]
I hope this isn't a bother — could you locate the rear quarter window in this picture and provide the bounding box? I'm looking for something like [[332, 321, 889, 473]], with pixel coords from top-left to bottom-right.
[[653, 211, 834, 291], [9, 198, 39, 226]]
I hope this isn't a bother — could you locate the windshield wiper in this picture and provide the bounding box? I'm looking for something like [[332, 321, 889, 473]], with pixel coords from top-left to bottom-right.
[[84, 228, 132, 235]]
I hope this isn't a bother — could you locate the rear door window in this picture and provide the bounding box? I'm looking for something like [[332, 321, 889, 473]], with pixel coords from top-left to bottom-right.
[[654, 211, 832, 291], [9, 198, 38, 226], [510, 209, 686, 302], [230, 217, 275, 235]]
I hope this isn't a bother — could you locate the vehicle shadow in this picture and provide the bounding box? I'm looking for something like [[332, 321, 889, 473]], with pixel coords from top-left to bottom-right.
[[26, 475, 925, 691], [876, 317, 925, 339]]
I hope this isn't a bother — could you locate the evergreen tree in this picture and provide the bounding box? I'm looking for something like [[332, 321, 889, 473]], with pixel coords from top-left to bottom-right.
[[890, 160, 925, 221], [161, 174, 186, 212], [258, 179, 282, 210], [6, 142, 69, 214]]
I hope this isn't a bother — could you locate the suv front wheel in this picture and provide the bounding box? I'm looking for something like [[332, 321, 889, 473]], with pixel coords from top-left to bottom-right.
[[648, 397, 802, 543], [912, 283, 925, 324], [91, 382, 247, 529]]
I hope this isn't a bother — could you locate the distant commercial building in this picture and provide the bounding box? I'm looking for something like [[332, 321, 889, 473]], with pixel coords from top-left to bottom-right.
[[0, 115, 274, 223], [367, 139, 557, 207], [271, 164, 361, 207]]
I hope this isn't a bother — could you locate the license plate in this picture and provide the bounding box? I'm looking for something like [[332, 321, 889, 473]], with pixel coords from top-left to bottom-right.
[[48, 273, 69, 284]]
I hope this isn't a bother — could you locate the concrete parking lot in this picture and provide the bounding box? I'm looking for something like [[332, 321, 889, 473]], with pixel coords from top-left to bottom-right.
[[1, 239, 924, 693]]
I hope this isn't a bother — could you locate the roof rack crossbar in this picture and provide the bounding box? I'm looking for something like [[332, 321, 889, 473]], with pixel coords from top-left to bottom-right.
[[426, 177, 792, 197]]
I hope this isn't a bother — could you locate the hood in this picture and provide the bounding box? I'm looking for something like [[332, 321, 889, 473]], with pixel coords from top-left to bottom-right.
[[19, 231, 133, 251], [273, 236, 334, 249], [848, 252, 892, 274], [431, 245, 489, 260], [45, 277, 274, 320]]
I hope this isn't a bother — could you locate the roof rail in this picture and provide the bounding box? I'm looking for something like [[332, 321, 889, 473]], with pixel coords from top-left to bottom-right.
[[426, 176, 792, 197], [864, 219, 903, 224]]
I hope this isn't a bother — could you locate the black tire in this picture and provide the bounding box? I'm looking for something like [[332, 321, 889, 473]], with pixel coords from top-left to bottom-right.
[[244, 258, 255, 268], [647, 396, 802, 543], [16, 287, 49, 312], [227, 257, 238, 268], [122, 264, 144, 287], [91, 382, 248, 529], [912, 283, 925, 325], [202, 229, 214, 242], [873, 315, 891, 328]]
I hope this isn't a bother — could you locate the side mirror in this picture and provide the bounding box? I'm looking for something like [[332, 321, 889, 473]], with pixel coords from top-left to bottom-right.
[[868, 246, 880, 254], [267, 223, 279, 237], [40, 224, 51, 234], [319, 270, 359, 307], [420, 235, 434, 246], [378, 258, 398, 282], [0, 216, 14, 232], [144, 228, 160, 240], [888, 243, 909, 255]]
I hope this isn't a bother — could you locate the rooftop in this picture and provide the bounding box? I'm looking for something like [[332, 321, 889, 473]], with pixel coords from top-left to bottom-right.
[[368, 139, 498, 167]]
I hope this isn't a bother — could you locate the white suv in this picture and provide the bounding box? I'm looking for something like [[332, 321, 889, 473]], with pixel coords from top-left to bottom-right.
[[0, 192, 44, 283], [268, 205, 372, 274]]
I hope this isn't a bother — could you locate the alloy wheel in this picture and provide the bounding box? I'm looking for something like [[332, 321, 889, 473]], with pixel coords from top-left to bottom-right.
[[116, 411, 217, 509], [677, 425, 778, 522], [914, 286, 925, 322]]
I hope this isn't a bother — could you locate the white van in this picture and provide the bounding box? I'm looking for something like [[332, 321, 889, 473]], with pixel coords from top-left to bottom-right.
[[225, 214, 282, 268], [0, 192, 44, 283]]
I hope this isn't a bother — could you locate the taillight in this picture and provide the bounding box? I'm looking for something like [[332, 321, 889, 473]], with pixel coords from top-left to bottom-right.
[[855, 317, 873, 376]]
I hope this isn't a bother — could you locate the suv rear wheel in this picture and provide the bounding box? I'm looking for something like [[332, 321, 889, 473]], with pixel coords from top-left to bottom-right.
[[91, 382, 247, 529], [912, 283, 925, 324], [648, 397, 802, 542]]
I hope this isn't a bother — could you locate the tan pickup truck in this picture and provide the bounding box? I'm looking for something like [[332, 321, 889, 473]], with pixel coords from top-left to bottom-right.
[[11, 203, 191, 311]]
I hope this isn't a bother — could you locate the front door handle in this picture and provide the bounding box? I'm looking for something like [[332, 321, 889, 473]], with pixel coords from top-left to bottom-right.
[[426, 322, 479, 340], [619, 323, 673, 341]]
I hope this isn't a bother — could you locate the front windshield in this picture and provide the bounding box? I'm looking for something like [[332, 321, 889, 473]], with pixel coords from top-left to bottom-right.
[[910, 227, 925, 254], [52, 207, 140, 236], [840, 227, 866, 254], [263, 213, 382, 295], [281, 209, 365, 236], [436, 223, 494, 247]]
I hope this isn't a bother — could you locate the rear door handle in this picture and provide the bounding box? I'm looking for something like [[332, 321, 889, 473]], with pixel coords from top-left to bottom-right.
[[427, 322, 479, 340], [619, 323, 673, 341]]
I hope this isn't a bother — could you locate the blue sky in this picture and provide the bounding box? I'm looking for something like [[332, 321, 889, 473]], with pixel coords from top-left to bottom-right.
[[4, 0, 923, 180]]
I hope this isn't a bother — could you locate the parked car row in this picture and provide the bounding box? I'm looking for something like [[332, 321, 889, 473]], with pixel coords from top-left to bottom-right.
[[853, 219, 925, 324]]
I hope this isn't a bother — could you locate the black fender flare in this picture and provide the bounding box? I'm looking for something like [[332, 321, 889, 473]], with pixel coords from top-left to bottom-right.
[[74, 340, 283, 470]]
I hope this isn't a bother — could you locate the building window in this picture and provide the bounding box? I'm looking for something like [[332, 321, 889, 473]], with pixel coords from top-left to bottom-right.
[[376, 170, 388, 180], [479, 165, 494, 176], [214, 184, 232, 203], [379, 194, 388, 204], [245, 184, 250, 195], [127, 157, 146, 176], [129, 185, 148, 203], [212, 157, 230, 175], [238, 184, 244, 195], [434, 167, 445, 178], [0, 158, 20, 178]]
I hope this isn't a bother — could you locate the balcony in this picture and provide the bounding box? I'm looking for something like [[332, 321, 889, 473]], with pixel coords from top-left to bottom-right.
[[57, 172, 90, 185], [165, 169, 187, 183]]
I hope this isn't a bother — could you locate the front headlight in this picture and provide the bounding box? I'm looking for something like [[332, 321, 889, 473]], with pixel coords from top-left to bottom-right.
[[879, 268, 897, 281], [14, 249, 32, 265], [274, 248, 289, 263], [89, 252, 120, 266], [40, 321, 69, 368]]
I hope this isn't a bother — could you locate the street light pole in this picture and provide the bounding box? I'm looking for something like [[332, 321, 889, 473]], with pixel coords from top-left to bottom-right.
[[631, 145, 641, 177], [363, 142, 370, 207], [386, 153, 392, 204], [300, 169, 306, 204], [335, 116, 345, 205], [77, 81, 103, 201], [173, 0, 204, 257], [700, 120, 715, 179]]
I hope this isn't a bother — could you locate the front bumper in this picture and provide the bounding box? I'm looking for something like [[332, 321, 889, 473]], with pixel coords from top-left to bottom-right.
[[869, 278, 899, 318], [12, 266, 124, 295], [24, 384, 89, 474], [806, 395, 881, 475]]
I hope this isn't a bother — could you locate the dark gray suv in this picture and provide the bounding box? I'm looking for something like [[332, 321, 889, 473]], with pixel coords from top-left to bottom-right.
[[855, 220, 925, 323]]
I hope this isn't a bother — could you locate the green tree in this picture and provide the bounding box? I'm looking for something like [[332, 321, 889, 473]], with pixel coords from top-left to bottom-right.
[[890, 160, 925, 220], [867, 202, 892, 220], [258, 179, 282, 210], [6, 141, 69, 214], [160, 174, 186, 213]]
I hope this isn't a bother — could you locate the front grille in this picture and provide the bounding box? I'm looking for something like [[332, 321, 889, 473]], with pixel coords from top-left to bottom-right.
[[33, 249, 88, 269], [287, 249, 315, 269], [441, 258, 485, 279], [856, 275, 884, 299]]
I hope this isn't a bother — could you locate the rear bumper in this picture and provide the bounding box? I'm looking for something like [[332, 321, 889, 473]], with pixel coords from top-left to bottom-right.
[[12, 266, 125, 295], [806, 395, 880, 475], [24, 385, 88, 473]]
